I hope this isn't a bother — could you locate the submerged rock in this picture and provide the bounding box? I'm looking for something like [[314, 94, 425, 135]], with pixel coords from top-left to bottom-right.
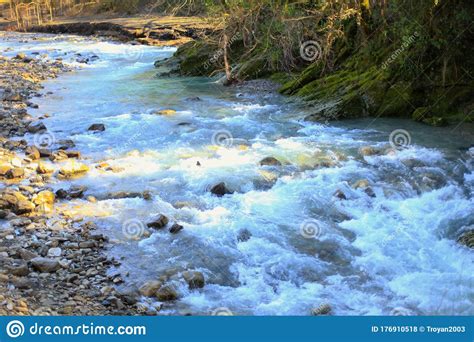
[[352, 179, 376, 197], [358, 146, 380, 157], [88, 123, 105, 132], [147, 214, 169, 229], [155, 109, 176, 116], [210, 182, 232, 197], [182, 271, 205, 289], [69, 186, 87, 198], [457, 230, 474, 249], [105, 191, 151, 200], [169, 223, 183, 234], [352, 179, 369, 189], [259, 157, 282, 166], [237, 228, 252, 242], [311, 303, 332, 316], [333, 189, 347, 200], [57, 139, 75, 149]]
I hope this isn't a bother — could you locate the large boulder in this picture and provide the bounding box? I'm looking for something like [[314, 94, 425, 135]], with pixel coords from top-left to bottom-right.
[[155, 285, 178, 301], [138, 280, 162, 297], [1, 190, 35, 215]]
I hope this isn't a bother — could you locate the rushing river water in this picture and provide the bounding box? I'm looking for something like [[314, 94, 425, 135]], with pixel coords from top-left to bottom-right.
[[1, 32, 473, 315]]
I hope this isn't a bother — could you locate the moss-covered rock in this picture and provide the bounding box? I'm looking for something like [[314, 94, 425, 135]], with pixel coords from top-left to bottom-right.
[[412, 107, 449, 126], [377, 82, 414, 117], [422, 116, 449, 127], [236, 57, 269, 80], [279, 61, 324, 95], [412, 107, 430, 122]]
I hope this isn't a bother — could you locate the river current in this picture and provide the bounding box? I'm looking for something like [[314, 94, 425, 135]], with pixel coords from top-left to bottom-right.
[[1, 32, 473, 315]]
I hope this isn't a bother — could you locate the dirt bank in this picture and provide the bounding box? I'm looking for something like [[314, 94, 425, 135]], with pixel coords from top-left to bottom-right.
[[1, 15, 215, 47]]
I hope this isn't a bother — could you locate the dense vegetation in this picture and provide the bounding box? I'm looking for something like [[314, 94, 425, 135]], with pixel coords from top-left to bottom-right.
[[158, 0, 474, 125], [3, 0, 473, 124]]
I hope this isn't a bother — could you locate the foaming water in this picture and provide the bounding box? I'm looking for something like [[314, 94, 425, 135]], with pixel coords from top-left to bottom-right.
[[2, 32, 473, 315]]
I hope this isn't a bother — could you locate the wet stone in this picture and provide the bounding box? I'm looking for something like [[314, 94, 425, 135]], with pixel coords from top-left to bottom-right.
[[147, 214, 169, 229]]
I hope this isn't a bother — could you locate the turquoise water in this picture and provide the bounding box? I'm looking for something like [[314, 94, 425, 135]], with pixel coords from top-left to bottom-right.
[[1, 32, 473, 315]]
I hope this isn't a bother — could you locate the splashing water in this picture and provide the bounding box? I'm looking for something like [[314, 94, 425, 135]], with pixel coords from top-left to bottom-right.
[[2, 32, 473, 316]]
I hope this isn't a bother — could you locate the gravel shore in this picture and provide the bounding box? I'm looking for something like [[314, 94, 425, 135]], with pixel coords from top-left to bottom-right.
[[0, 53, 141, 315]]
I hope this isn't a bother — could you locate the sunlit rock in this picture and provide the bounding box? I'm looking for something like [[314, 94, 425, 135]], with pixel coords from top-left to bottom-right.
[[59, 161, 89, 177]]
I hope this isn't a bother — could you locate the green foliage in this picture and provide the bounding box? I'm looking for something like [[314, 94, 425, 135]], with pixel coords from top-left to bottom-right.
[[167, 0, 474, 124]]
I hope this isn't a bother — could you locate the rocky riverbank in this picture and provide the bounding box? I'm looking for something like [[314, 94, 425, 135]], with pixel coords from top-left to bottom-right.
[[2, 16, 215, 47], [0, 54, 142, 315]]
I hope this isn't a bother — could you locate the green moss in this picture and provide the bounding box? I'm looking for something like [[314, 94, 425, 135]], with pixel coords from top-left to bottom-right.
[[279, 62, 324, 95], [176, 41, 218, 76], [377, 82, 414, 117], [422, 116, 449, 127], [444, 111, 474, 123], [236, 57, 269, 80], [269, 72, 292, 84], [412, 107, 430, 122]]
